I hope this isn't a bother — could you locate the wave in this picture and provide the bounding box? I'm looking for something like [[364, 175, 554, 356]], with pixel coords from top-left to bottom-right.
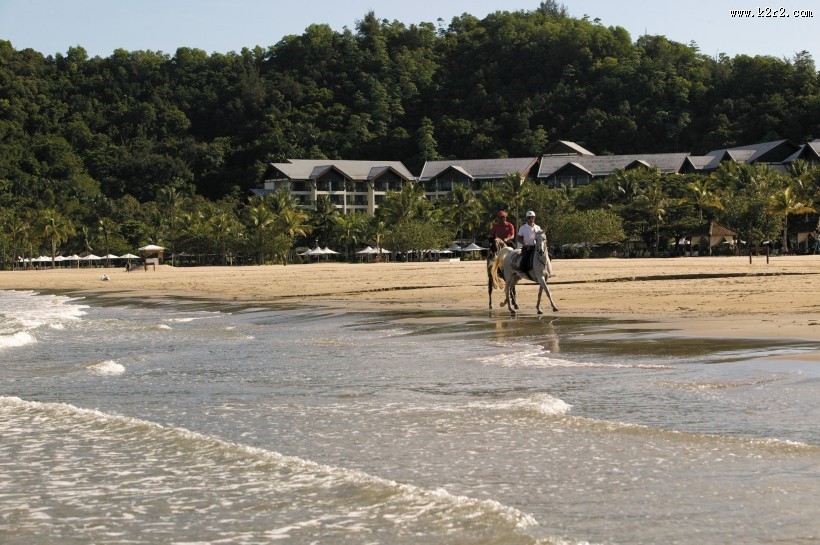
[[87, 360, 125, 376], [466, 393, 572, 417], [477, 344, 672, 370], [0, 331, 36, 349], [0, 396, 570, 544], [0, 291, 88, 353]]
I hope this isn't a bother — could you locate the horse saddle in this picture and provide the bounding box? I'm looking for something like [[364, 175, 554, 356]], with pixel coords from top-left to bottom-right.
[[509, 249, 534, 278]]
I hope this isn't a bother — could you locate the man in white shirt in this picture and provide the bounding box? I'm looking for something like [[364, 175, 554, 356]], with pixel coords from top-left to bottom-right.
[[516, 210, 541, 274]]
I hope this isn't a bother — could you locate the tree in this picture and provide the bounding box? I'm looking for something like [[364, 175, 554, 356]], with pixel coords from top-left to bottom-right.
[[98, 217, 119, 266], [440, 184, 481, 241], [680, 178, 724, 222], [500, 172, 532, 230], [767, 185, 815, 252], [275, 207, 312, 264], [378, 183, 428, 225], [39, 208, 75, 266], [638, 182, 669, 256], [384, 218, 452, 257], [551, 209, 625, 256], [334, 212, 370, 259], [3, 212, 31, 270]]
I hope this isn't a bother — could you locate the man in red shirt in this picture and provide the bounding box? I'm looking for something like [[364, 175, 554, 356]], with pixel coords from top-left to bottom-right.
[[488, 210, 515, 247]]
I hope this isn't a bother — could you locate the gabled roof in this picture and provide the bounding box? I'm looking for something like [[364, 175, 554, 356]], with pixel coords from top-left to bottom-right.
[[419, 157, 538, 181], [542, 140, 595, 156], [683, 155, 716, 171], [538, 153, 689, 178], [267, 159, 414, 181], [785, 139, 820, 163], [551, 162, 594, 177], [703, 140, 800, 170], [429, 165, 474, 180], [687, 221, 738, 238]]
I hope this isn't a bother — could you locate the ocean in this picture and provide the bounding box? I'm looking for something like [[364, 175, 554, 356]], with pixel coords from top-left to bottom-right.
[[1, 289, 818, 544]]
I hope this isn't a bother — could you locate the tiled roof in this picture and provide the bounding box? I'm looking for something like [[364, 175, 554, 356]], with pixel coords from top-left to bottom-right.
[[538, 153, 689, 178], [269, 159, 414, 181], [419, 157, 538, 181]]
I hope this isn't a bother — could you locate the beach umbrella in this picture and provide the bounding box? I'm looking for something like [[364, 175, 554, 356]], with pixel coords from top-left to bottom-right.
[[446, 243, 462, 252], [322, 247, 339, 254], [119, 253, 140, 259], [138, 244, 166, 251], [461, 243, 485, 252], [356, 246, 375, 254]]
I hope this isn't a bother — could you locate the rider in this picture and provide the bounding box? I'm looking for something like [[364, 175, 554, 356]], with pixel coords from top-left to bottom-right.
[[488, 210, 515, 247], [516, 210, 542, 275]]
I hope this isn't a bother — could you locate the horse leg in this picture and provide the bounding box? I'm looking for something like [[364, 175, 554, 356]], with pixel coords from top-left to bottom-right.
[[537, 276, 559, 312], [511, 283, 518, 310], [505, 276, 519, 316], [488, 276, 494, 309]]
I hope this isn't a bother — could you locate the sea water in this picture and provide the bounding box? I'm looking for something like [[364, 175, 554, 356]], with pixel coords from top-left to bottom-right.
[[1, 289, 818, 545]]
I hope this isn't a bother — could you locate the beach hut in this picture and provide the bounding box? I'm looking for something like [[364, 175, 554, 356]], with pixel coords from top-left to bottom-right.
[[138, 245, 166, 267]]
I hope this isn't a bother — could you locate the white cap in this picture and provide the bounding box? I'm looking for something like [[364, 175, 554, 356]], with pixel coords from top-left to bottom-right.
[[525, 211, 536, 218]]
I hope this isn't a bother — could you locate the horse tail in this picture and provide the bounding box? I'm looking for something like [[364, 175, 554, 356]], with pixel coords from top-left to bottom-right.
[[491, 247, 511, 288]]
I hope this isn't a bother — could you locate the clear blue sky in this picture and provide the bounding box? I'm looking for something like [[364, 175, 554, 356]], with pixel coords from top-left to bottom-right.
[[1, 0, 818, 61]]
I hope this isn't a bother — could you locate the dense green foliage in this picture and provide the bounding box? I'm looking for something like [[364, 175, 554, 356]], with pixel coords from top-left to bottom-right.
[[1, 3, 819, 267]]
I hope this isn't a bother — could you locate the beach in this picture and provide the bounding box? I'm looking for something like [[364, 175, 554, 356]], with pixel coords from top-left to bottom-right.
[[2, 255, 819, 342], [3, 256, 820, 544]]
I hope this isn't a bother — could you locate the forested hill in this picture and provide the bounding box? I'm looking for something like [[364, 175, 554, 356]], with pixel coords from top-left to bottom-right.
[[1, 3, 818, 202]]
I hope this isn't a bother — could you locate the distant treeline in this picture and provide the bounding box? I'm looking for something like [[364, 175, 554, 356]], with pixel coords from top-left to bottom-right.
[[1, 2, 818, 202]]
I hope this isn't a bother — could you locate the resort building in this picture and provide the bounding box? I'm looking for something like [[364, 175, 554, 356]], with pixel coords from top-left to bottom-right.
[[254, 159, 415, 215], [254, 139, 820, 214], [785, 139, 820, 166], [418, 157, 539, 200]]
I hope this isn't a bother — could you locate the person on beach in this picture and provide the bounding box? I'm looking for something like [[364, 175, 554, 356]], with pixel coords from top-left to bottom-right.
[[516, 210, 542, 274], [488, 210, 515, 247]]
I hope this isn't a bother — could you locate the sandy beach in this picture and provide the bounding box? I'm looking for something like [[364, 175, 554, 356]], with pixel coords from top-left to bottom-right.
[[2, 255, 820, 343]]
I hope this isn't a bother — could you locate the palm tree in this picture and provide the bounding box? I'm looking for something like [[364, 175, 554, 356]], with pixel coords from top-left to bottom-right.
[[441, 184, 480, 242], [244, 204, 276, 264], [207, 211, 242, 265], [767, 185, 815, 253], [275, 208, 312, 264], [98, 217, 118, 266], [639, 183, 668, 256], [4, 213, 31, 270], [500, 172, 531, 231], [157, 186, 182, 266], [611, 170, 642, 205], [310, 195, 339, 247], [334, 212, 370, 259], [40, 208, 75, 267], [378, 183, 426, 225], [680, 178, 724, 222]]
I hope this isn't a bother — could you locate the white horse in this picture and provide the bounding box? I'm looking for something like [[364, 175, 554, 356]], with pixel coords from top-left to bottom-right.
[[492, 230, 558, 315]]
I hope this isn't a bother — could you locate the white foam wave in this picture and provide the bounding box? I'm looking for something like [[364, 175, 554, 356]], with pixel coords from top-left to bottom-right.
[[0, 396, 541, 533], [88, 360, 125, 376], [478, 344, 671, 370], [467, 393, 572, 417], [0, 331, 36, 349], [0, 290, 88, 331]]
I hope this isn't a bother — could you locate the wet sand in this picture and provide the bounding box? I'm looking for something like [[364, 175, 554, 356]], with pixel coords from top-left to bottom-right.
[[2, 255, 820, 344]]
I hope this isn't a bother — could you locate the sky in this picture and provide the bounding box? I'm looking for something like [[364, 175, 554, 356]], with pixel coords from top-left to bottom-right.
[[1, 0, 818, 62]]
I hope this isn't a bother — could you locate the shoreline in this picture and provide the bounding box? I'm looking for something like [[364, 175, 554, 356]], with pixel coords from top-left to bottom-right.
[[2, 255, 820, 346]]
